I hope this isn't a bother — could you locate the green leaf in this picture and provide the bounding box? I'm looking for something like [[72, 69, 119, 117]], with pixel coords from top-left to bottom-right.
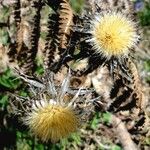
[[70, 0, 84, 14], [71, 133, 81, 145], [111, 145, 122, 150], [0, 68, 21, 89], [0, 6, 9, 21], [0, 95, 8, 108], [138, 2, 150, 26], [60, 138, 68, 150], [90, 113, 100, 129], [19, 90, 28, 97], [17, 131, 22, 139], [145, 137, 150, 145], [35, 65, 44, 75], [101, 112, 112, 125], [0, 29, 9, 45]]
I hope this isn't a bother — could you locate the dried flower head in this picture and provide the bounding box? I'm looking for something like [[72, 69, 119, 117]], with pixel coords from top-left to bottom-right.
[[25, 99, 80, 143], [88, 12, 139, 59], [13, 69, 93, 143]]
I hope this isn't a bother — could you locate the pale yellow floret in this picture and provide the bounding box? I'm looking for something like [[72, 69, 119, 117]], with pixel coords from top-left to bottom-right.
[[90, 12, 138, 58], [25, 102, 80, 143]]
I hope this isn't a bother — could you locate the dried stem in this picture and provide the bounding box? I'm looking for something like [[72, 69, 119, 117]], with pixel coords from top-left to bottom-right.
[[111, 114, 139, 150]]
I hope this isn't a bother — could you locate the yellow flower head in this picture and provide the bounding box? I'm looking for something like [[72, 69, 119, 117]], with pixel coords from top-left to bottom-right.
[[25, 99, 80, 143], [89, 12, 139, 59], [15, 70, 90, 143]]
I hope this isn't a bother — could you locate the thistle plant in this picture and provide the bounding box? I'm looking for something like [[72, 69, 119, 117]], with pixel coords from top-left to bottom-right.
[[11, 69, 93, 143]]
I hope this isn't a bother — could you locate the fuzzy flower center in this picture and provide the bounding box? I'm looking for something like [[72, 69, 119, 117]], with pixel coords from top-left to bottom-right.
[[91, 12, 138, 57], [25, 101, 80, 143]]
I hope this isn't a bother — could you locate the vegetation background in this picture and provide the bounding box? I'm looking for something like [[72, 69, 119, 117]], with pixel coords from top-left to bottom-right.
[[0, 0, 150, 149]]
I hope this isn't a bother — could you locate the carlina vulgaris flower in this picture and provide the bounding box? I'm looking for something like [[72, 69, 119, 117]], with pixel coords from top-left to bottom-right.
[[14, 69, 93, 143], [25, 99, 80, 143], [87, 11, 139, 60]]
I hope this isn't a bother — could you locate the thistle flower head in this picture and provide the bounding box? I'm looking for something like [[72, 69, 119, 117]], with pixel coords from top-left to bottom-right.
[[14, 70, 92, 143], [88, 12, 139, 59], [25, 99, 80, 143]]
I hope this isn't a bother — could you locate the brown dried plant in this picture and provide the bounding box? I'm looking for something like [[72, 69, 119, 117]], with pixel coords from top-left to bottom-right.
[[44, 0, 74, 72], [0, 0, 149, 149]]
